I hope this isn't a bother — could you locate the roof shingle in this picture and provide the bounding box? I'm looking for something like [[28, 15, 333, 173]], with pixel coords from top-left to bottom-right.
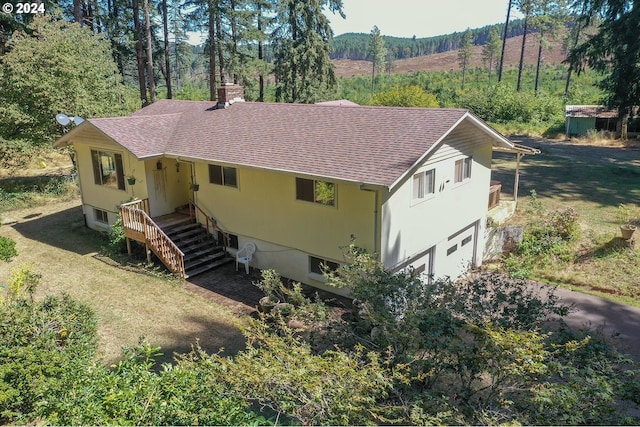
[[81, 99, 499, 188]]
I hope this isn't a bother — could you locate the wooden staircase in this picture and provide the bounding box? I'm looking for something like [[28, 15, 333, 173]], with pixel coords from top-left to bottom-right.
[[157, 213, 233, 278], [120, 199, 233, 279]]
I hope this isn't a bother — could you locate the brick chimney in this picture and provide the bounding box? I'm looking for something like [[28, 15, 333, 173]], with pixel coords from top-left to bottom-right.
[[217, 84, 245, 108]]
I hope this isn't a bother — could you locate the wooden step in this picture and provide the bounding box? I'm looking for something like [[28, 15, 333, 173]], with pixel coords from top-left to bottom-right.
[[164, 221, 200, 236], [185, 256, 234, 278], [172, 227, 207, 242], [185, 251, 227, 270], [184, 245, 225, 262], [179, 233, 211, 247]]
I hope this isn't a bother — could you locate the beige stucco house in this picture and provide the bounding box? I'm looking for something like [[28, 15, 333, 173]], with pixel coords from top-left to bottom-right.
[[55, 84, 529, 293]]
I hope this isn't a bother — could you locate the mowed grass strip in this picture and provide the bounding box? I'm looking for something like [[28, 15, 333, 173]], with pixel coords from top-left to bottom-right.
[[0, 199, 247, 363], [492, 137, 640, 303]]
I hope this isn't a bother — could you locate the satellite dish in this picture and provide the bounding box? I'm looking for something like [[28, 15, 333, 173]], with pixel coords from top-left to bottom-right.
[[72, 116, 84, 125], [55, 113, 71, 126]]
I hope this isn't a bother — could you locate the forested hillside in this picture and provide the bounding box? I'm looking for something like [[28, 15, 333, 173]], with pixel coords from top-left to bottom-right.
[[330, 19, 529, 60]]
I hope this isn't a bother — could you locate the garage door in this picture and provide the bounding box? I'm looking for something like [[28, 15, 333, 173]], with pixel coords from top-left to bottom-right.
[[437, 221, 478, 280]]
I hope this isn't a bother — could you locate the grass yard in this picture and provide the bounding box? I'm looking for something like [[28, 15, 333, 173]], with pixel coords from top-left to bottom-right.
[[492, 136, 640, 304], [0, 197, 249, 364]]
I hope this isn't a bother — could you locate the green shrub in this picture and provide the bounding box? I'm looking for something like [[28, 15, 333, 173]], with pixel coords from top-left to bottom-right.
[[0, 236, 17, 262], [107, 212, 126, 253], [323, 247, 638, 425]]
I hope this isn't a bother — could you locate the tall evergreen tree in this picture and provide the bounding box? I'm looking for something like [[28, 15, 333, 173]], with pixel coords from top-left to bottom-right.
[[568, 0, 640, 139], [272, 0, 344, 103], [457, 28, 474, 90], [367, 25, 386, 94], [160, 0, 172, 98], [482, 27, 502, 85], [531, 0, 568, 95], [498, 0, 513, 82], [515, 0, 534, 92]]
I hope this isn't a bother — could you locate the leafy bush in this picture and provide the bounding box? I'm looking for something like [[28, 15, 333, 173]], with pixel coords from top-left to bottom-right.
[[506, 192, 580, 279], [459, 82, 564, 126], [0, 236, 17, 262], [107, 212, 126, 253], [0, 289, 98, 424], [323, 247, 638, 425]]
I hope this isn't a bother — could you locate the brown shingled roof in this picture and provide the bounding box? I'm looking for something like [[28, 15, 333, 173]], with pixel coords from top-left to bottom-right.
[[62, 100, 510, 188]]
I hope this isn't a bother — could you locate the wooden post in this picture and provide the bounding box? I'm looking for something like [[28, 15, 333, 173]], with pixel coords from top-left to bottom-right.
[[514, 152, 522, 203], [146, 244, 152, 263], [126, 237, 132, 255]]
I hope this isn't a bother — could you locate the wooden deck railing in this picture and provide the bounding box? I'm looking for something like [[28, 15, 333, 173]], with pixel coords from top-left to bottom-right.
[[488, 180, 502, 210], [121, 199, 186, 278], [188, 200, 230, 249]]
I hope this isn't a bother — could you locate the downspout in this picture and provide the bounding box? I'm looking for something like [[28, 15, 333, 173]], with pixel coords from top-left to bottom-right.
[[360, 185, 381, 258]]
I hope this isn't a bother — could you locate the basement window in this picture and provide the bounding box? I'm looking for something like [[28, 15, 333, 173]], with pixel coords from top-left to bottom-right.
[[309, 256, 340, 276], [94, 208, 109, 224], [209, 164, 238, 188], [91, 150, 125, 190], [296, 178, 335, 206]]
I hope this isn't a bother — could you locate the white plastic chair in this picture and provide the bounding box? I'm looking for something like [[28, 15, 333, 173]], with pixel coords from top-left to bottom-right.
[[236, 242, 256, 274]]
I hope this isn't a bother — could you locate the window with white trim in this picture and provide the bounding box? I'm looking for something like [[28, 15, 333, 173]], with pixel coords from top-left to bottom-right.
[[412, 169, 435, 201], [454, 157, 472, 183], [91, 150, 125, 190]]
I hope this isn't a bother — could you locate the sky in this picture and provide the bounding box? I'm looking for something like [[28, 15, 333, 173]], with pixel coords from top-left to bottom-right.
[[187, 0, 524, 44], [327, 0, 523, 38]]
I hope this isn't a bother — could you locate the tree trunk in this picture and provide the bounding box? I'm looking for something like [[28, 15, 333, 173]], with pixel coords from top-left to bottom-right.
[[620, 110, 629, 140], [162, 0, 172, 98], [216, 9, 225, 84], [516, 16, 528, 92], [534, 35, 543, 96], [565, 3, 586, 96], [73, 0, 83, 25], [289, 1, 297, 102], [143, 0, 156, 103], [371, 62, 375, 94], [133, 0, 149, 106], [208, 0, 217, 101], [258, 3, 264, 102], [230, 0, 238, 83], [498, 0, 512, 82]]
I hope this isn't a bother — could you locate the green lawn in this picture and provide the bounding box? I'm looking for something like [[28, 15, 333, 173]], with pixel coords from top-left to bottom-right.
[[492, 136, 640, 304]]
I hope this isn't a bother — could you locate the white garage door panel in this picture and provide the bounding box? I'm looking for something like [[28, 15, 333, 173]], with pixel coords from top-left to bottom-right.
[[437, 222, 477, 280]]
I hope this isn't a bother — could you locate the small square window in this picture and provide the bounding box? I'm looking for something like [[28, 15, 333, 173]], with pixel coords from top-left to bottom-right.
[[461, 235, 472, 246], [309, 256, 339, 275], [209, 164, 238, 188], [94, 208, 109, 224], [217, 231, 238, 249], [447, 244, 458, 256], [296, 178, 335, 206]]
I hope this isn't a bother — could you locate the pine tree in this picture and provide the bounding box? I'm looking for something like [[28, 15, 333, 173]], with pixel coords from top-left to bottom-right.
[[367, 25, 386, 94], [457, 28, 474, 90], [568, 0, 640, 139], [272, 0, 344, 103], [482, 27, 502, 85]]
